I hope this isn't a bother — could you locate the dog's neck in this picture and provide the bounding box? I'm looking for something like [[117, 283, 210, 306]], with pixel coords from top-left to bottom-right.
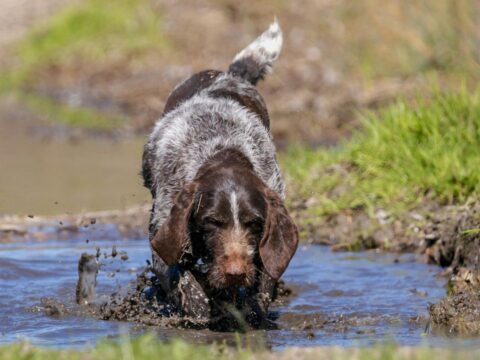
[[196, 148, 255, 178]]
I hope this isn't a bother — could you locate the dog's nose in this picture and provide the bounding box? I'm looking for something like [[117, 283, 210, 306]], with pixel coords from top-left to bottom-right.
[[225, 260, 246, 284]]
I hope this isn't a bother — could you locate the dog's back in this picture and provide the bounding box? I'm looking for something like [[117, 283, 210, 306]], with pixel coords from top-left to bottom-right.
[[142, 21, 284, 237], [163, 20, 282, 123]]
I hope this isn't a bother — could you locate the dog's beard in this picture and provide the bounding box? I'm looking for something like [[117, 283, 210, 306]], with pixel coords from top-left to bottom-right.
[[207, 259, 256, 289]]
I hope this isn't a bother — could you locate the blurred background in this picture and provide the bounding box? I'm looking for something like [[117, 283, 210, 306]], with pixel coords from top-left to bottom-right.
[[1, 0, 479, 215]]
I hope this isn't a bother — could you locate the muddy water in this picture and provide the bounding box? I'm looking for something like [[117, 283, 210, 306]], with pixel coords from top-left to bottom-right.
[[0, 232, 454, 349], [0, 109, 149, 215]]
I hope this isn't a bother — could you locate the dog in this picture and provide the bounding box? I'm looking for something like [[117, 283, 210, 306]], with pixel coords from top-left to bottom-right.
[[142, 21, 298, 328]]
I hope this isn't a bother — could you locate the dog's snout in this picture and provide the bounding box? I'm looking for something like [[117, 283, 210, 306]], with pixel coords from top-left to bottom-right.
[[225, 259, 245, 276], [224, 258, 247, 285]]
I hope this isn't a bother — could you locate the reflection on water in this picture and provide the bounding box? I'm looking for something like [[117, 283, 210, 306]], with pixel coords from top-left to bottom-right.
[[0, 112, 149, 215], [0, 236, 459, 349]]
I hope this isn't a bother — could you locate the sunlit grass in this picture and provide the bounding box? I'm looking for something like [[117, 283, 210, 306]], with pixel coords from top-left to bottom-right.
[[282, 90, 480, 215], [5, 0, 165, 89], [1, 335, 479, 360], [0, 335, 240, 360]]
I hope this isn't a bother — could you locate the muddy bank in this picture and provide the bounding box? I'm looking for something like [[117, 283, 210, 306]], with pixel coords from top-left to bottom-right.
[[426, 203, 480, 335], [0, 205, 149, 243], [291, 198, 480, 335]]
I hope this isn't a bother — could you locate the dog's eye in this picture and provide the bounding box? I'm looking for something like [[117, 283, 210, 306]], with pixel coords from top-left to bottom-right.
[[243, 218, 264, 231], [203, 217, 226, 227]]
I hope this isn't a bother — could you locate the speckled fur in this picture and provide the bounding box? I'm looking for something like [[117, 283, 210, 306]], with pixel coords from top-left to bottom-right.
[[145, 83, 284, 234], [142, 22, 284, 279]]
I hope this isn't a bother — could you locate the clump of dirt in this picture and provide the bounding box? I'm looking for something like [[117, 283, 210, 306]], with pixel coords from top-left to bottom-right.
[[423, 202, 480, 271], [76, 253, 99, 305], [278, 311, 329, 331], [429, 288, 480, 335]]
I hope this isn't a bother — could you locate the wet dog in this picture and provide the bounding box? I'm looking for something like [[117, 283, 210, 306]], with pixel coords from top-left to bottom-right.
[[142, 21, 298, 328]]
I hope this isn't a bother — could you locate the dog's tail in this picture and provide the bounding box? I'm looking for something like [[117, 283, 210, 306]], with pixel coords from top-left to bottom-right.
[[228, 20, 283, 86]]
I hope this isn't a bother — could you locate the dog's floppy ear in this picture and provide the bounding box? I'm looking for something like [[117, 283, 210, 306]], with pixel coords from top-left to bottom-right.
[[151, 182, 198, 265], [259, 188, 299, 280]]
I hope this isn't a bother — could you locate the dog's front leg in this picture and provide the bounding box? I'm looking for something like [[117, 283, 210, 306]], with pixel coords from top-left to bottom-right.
[[245, 271, 277, 329], [176, 270, 211, 320]]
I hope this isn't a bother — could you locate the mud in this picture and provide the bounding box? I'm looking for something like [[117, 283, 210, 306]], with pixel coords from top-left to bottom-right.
[[429, 289, 480, 336], [79, 254, 281, 331], [97, 264, 214, 329], [425, 203, 480, 335], [76, 253, 99, 305], [0, 206, 149, 243]]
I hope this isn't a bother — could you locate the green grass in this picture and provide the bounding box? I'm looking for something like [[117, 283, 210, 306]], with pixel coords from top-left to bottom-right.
[[282, 89, 480, 216], [0, 335, 243, 360], [5, 0, 165, 89], [1, 335, 480, 360], [0, 0, 165, 128]]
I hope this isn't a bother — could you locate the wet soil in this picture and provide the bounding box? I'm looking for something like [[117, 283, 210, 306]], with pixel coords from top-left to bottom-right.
[[0, 237, 450, 348], [425, 203, 480, 335], [0, 205, 149, 243]]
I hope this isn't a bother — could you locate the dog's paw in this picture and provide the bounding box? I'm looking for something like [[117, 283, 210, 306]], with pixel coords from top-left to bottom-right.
[[177, 271, 211, 320]]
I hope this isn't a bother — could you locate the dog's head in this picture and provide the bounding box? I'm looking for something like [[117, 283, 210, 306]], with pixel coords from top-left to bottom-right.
[[151, 156, 298, 290]]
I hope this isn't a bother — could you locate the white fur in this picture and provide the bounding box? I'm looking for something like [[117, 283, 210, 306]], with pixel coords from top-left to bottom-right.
[[232, 20, 283, 74], [230, 191, 240, 232]]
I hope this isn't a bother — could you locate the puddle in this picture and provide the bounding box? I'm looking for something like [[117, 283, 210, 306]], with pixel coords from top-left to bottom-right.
[[1, 233, 469, 349], [0, 111, 149, 215]]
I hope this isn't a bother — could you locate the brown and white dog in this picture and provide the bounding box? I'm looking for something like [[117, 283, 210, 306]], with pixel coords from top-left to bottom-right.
[[142, 21, 298, 328]]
